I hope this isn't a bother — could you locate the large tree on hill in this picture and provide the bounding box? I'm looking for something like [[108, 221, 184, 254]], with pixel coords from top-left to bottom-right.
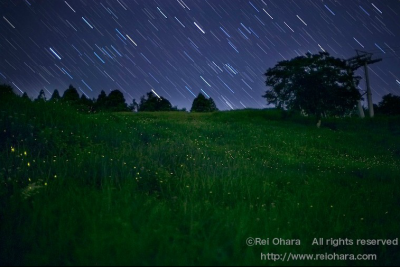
[[191, 93, 219, 112], [138, 92, 173, 112], [378, 93, 400, 116], [263, 52, 361, 127], [62, 85, 80, 103]]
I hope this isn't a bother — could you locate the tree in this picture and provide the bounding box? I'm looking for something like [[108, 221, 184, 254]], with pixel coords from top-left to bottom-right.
[[191, 93, 219, 112], [263, 52, 361, 127], [208, 97, 218, 112], [94, 90, 108, 111], [138, 92, 173, 112], [0, 84, 16, 99], [50, 90, 61, 102], [62, 85, 80, 104], [106, 90, 129, 112], [128, 99, 139, 112], [21, 92, 31, 102], [35, 89, 46, 102], [378, 94, 400, 116], [79, 94, 94, 113]]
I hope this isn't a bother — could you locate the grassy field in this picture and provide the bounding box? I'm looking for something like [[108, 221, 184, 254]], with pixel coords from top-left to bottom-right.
[[1, 97, 400, 266]]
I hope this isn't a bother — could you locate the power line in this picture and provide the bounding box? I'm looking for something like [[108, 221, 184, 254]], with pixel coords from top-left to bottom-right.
[[362, 45, 400, 54]]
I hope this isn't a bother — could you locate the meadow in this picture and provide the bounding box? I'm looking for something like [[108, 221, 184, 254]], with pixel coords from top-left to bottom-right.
[[1, 97, 400, 266]]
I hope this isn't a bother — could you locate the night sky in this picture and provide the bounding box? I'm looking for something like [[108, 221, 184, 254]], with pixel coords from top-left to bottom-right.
[[1, 0, 400, 110]]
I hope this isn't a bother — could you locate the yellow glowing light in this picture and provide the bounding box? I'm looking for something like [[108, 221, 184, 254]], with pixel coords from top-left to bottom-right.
[[27, 162, 30, 167], [11, 147, 15, 153], [24, 151, 27, 156]]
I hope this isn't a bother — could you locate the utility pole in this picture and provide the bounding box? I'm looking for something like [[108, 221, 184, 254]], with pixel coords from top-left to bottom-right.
[[346, 50, 382, 118], [357, 100, 365, 118]]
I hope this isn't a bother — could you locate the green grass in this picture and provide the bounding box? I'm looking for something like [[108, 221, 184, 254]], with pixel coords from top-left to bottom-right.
[[1, 98, 400, 266]]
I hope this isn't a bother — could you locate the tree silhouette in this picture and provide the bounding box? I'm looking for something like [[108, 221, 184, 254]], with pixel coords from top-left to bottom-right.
[[50, 90, 61, 102], [94, 90, 108, 111], [138, 92, 173, 112], [35, 90, 46, 102], [62, 85, 80, 104], [79, 94, 94, 113], [263, 52, 361, 127], [378, 94, 400, 116], [191, 93, 219, 112], [0, 84, 16, 99], [106, 90, 129, 112], [22, 92, 31, 102], [128, 99, 139, 112], [208, 97, 218, 112]]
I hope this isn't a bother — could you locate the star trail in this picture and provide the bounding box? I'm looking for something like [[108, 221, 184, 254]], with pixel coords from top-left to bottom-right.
[[1, 0, 400, 110]]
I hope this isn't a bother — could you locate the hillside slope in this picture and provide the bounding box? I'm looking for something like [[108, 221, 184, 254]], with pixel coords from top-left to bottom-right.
[[1, 98, 400, 266]]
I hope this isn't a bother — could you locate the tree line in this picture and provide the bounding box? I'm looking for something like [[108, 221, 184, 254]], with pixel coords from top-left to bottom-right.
[[1, 51, 399, 118], [0, 84, 219, 113]]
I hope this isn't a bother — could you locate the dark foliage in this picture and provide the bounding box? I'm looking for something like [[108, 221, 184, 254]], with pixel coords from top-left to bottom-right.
[[62, 85, 80, 104], [138, 92, 174, 112], [21, 92, 31, 102], [79, 94, 94, 113], [128, 99, 139, 112], [263, 52, 361, 121], [50, 89, 61, 102], [95, 90, 108, 111], [0, 84, 17, 101], [106, 90, 129, 112], [35, 89, 46, 102], [378, 94, 400, 116], [191, 93, 219, 112], [94, 90, 129, 112]]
